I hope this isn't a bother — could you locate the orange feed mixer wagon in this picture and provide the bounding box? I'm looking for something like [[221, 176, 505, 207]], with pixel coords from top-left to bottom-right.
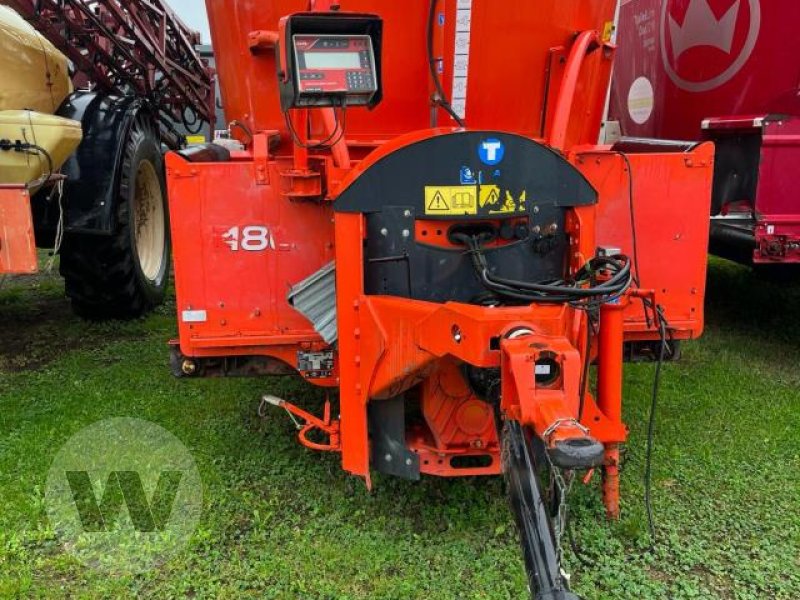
[[166, 1, 713, 596]]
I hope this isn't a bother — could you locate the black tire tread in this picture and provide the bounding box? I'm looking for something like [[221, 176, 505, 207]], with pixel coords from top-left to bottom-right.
[[60, 113, 168, 320]]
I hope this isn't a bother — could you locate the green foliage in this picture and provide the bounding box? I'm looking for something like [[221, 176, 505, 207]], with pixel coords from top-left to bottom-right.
[[0, 258, 798, 598]]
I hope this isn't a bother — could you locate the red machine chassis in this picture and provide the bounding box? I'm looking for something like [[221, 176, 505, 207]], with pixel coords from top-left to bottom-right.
[[167, 132, 712, 518], [168, 1, 714, 593]]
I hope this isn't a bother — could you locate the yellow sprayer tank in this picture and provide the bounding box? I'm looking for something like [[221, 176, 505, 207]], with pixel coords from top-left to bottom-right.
[[0, 5, 73, 113], [0, 6, 82, 186], [0, 110, 82, 186]]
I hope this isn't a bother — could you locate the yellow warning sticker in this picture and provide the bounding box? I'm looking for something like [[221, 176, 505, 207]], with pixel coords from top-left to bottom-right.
[[480, 186, 527, 215], [424, 186, 478, 215], [479, 186, 501, 209], [425, 185, 528, 216]]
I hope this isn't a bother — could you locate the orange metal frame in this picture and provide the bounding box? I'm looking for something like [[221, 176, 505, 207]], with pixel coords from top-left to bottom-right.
[[168, 0, 713, 517], [0, 186, 37, 275]]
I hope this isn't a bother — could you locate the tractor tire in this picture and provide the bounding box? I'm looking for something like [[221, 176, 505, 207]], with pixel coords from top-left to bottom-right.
[[60, 114, 170, 320]]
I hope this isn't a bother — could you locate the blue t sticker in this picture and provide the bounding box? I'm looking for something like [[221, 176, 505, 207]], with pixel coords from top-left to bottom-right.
[[478, 139, 505, 166]]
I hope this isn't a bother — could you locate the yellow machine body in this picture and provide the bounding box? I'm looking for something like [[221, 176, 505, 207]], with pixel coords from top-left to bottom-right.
[[0, 5, 73, 114], [0, 110, 82, 186]]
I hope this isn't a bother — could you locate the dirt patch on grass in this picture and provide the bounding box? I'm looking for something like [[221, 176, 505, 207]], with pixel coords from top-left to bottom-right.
[[0, 284, 81, 372], [0, 272, 145, 373]]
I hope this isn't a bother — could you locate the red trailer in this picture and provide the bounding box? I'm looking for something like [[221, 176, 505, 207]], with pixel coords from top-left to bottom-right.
[[611, 0, 800, 265]]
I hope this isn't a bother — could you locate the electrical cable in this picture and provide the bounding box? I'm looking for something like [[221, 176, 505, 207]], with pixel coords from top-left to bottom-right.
[[24, 144, 54, 181], [22, 111, 54, 183], [44, 179, 65, 273], [616, 151, 642, 286], [283, 102, 347, 150], [1, 136, 56, 185], [617, 149, 657, 329], [286, 108, 346, 149], [568, 303, 670, 559], [426, 0, 465, 127], [644, 304, 669, 548], [612, 149, 673, 546], [614, 148, 671, 546]]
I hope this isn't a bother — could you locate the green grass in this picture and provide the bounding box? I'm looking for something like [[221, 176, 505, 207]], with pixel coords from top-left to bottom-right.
[[1, 258, 799, 599]]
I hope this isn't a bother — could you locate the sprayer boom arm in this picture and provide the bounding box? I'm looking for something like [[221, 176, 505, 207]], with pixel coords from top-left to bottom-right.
[[4, 0, 214, 127]]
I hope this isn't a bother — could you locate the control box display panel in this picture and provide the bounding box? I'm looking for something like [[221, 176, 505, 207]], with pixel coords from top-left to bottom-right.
[[292, 34, 378, 106]]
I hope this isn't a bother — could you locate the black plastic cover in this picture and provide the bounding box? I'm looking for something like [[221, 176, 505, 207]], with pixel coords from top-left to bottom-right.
[[32, 92, 147, 238], [336, 131, 598, 304]]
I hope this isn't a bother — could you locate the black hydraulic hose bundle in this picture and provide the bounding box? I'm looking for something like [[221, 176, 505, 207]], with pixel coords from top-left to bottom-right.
[[451, 231, 633, 308]]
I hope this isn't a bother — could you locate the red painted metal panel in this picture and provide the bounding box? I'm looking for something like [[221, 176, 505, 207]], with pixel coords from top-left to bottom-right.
[[165, 152, 335, 355], [612, 0, 800, 140], [0, 186, 37, 275], [577, 143, 715, 339], [757, 120, 800, 220], [206, 0, 617, 149], [752, 119, 800, 262]]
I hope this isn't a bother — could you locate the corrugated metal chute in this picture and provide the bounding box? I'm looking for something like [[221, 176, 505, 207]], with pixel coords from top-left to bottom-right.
[[287, 262, 337, 345]]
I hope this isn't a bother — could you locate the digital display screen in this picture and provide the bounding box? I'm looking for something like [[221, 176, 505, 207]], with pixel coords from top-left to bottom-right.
[[304, 52, 361, 70]]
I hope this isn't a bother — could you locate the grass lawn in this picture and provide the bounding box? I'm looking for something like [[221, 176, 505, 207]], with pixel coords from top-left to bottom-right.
[[0, 258, 798, 599]]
